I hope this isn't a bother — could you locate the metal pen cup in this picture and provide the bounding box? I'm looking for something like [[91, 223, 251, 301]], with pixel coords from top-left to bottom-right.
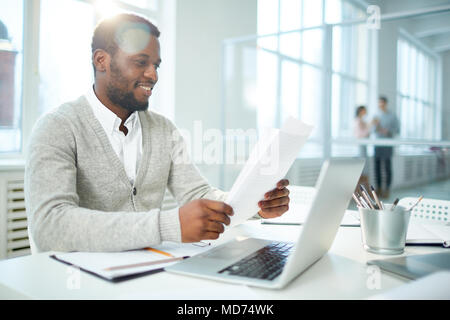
[[359, 204, 410, 255]]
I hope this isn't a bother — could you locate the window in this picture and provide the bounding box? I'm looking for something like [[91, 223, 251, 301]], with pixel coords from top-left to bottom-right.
[[39, 0, 95, 115], [397, 34, 437, 140], [39, 0, 159, 115], [0, 0, 24, 153], [331, 20, 370, 158], [255, 0, 369, 158], [0, 0, 159, 155]]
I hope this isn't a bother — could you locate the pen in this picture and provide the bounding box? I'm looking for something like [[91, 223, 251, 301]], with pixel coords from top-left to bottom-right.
[[104, 256, 189, 271], [370, 185, 383, 210], [390, 198, 399, 211], [360, 185, 375, 209], [407, 196, 423, 211]]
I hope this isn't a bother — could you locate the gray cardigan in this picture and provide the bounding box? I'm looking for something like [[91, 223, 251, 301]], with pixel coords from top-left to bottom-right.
[[25, 96, 226, 252]]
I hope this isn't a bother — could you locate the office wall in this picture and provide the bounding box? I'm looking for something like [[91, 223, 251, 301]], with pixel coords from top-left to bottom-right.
[[174, 0, 257, 187]]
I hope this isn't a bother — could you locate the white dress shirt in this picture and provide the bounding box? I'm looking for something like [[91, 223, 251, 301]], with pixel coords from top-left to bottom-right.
[[85, 87, 142, 185]]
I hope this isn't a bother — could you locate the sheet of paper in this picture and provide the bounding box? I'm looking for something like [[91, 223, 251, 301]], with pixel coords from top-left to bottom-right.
[[226, 117, 313, 228], [53, 241, 212, 280]]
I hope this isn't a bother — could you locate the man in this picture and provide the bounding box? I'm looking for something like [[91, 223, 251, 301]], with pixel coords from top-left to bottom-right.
[[25, 14, 290, 252], [372, 96, 400, 198]]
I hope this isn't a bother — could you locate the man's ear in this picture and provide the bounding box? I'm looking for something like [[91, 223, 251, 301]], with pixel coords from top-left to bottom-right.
[[93, 49, 110, 73]]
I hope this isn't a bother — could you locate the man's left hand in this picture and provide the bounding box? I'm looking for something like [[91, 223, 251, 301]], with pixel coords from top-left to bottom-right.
[[257, 179, 290, 219]]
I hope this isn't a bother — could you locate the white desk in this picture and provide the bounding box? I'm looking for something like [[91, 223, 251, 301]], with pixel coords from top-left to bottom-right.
[[0, 220, 445, 300]]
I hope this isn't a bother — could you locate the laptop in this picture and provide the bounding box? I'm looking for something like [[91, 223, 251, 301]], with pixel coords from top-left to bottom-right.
[[166, 158, 365, 289]]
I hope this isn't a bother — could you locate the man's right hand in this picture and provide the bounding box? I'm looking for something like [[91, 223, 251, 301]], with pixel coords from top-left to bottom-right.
[[179, 199, 234, 242]]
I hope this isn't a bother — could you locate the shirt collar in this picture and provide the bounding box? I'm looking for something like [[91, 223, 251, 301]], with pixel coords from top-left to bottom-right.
[[85, 86, 138, 135]]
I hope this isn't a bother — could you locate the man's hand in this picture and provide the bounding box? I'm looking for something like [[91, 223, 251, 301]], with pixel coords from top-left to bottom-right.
[[179, 199, 234, 242], [257, 179, 290, 219]]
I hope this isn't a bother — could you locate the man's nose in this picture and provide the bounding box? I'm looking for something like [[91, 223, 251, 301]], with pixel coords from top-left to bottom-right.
[[144, 65, 158, 82]]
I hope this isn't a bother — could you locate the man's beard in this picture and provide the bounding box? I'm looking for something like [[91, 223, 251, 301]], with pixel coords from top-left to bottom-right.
[[106, 60, 149, 112]]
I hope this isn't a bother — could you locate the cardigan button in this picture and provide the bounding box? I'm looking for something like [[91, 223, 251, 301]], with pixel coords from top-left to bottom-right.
[[133, 187, 137, 196]]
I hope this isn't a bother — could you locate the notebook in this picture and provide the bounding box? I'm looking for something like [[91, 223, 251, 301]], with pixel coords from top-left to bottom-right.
[[406, 222, 450, 247], [50, 241, 211, 282]]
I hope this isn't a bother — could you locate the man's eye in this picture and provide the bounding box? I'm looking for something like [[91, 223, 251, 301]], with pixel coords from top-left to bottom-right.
[[136, 60, 147, 66]]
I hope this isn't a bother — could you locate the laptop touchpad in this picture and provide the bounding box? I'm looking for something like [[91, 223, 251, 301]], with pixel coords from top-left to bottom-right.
[[204, 244, 248, 260]]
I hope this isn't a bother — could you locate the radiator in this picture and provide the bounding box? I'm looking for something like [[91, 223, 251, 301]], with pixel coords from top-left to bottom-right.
[[0, 170, 31, 259]]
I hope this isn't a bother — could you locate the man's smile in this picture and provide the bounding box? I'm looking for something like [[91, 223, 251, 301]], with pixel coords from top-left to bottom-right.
[[136, 82, 154, 97]]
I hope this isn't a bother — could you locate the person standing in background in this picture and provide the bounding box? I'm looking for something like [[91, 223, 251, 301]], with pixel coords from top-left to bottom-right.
[[353, 105, 371, 190], [372, 96, 400, 199]]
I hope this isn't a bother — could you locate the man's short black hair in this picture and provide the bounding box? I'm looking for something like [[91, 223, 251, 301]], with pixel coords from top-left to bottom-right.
[[91, 13, 160, 74], [379, 96, 388, 104]]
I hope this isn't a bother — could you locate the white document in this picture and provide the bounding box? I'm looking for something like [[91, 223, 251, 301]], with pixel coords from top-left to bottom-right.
[[226, 117, 313, 228], [52, 242, 212, 281]]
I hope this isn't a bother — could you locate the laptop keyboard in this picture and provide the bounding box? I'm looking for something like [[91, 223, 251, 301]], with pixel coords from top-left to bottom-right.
[[218, 242, 294, 280]]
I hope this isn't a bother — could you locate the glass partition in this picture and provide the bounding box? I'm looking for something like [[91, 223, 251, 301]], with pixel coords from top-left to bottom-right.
[[220, 1, 450, 202]]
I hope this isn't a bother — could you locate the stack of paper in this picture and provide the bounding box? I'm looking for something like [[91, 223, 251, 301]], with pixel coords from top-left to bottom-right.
[[226, 117, 313, 227]]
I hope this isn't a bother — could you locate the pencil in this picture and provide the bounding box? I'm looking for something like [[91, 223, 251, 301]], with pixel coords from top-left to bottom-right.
[[104, 256, 189, 271], [408, 196, 423, 211], [145, 247, 174, 257]]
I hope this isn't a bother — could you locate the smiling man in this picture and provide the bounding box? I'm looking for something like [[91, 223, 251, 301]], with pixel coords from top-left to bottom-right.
[[25, 14, 290, 252]]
